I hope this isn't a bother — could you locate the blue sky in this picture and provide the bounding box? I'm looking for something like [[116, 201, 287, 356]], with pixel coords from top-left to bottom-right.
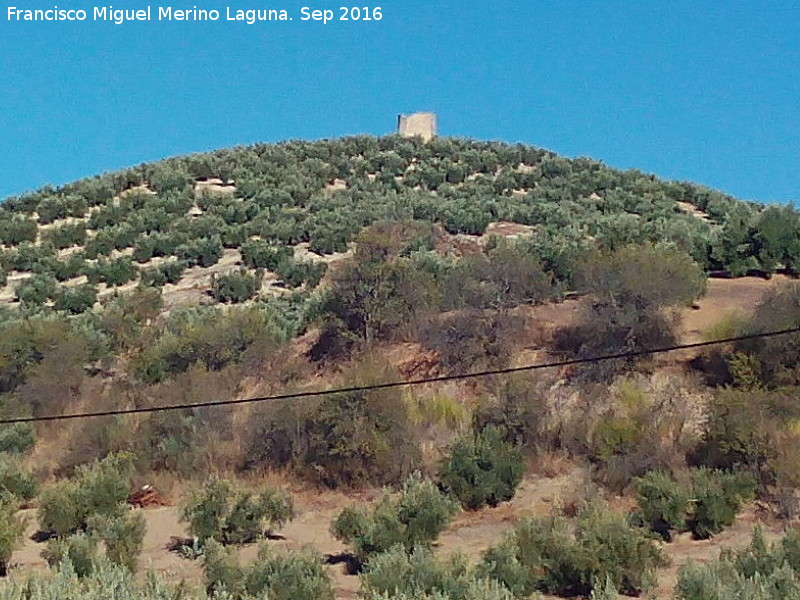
[[1, 1, 798, 203]]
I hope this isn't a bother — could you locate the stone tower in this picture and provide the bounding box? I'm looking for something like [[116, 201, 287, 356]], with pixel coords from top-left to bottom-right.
[[397, 112, 437, 142]]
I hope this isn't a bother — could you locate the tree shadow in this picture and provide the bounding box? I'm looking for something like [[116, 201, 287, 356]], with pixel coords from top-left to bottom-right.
[[30, 530, 55, 543], [324, 552, 361, 575]]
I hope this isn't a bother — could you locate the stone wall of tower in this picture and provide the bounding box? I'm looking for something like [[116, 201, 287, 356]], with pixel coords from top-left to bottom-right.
[[397, 112, 437, 142]]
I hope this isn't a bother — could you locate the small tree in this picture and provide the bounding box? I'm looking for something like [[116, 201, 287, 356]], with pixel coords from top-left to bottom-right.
[[331, 473, 457, 565], [177, 236, 223, 267], [361, 544, 513, 600], [87, 257, 137, 287], [438, 427, 525, 510], [42, 533, 99, 578], [274, 259, 327, 289], [211, 269, 261, 303], [181, 477, 294, 546], [688, 468, 756, 539], [87, 511, 146, 573], [44, 223, 87, 249], [141, 261, 185, 287], [633, 468, 756, 541], [0, 499, 25, 576], [633, 470, 690, 541], [241, 240, 292, 270], [203, 540, 334, 600], [53, 284, 98, 314], [0, 454, 38, 502], [0, 218, 37, 246], [38, 453, 134, 537], [481, 504, 665, 597], [15, 274, 57, 305]]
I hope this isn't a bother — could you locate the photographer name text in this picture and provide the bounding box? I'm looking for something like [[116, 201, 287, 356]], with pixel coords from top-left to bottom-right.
[[7, 5, 383, 25]]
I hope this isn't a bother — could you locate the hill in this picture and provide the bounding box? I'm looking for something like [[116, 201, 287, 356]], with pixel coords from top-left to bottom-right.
[[1, 135, 798, 316], [4, 136, 800, 600]]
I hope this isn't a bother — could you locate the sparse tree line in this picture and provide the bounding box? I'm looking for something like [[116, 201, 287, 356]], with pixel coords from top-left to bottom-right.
[[0, 445, 794, 599], [0, 238, 324, 312]]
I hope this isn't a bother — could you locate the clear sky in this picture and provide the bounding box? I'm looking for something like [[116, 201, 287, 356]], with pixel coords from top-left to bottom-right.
[[1, 1, 798, 203]]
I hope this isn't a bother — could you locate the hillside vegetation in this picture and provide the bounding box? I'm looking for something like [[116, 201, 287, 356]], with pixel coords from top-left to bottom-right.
[[1, 135, 799, 314], [1, 136, 800, 599]]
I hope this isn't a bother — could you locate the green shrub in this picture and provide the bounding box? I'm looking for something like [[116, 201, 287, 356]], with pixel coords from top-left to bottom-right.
[[211, 269, 261, 303], [220, 225, 247, 248], [302, 386, 422, 488], [633, 468, 755, 541], [53, 284, 98, 314], [0, 558, 206, 597], [274, 259, 328, 289], [109, 225, 137, 251], [14, 274, 57, 305], [42, 533, 99, 578], [87, 257, 137, 286], [133, 305, 290, 383], [694, 387, 800, 486], [361, 544, 514, 600], [37, 480, 82, 538], [203, 540, 334, 600], [782, 527, 800, 572], [590, 576, 620, 600], [38, 453, 133, 537], [678, 561, 800, 600], [44, 223, 87, 249], [177, 236, 223, 267], [181, 477, 294, 546], [688, 468, 756, 539], [0, 499, 25, 576], [4, 242, 54, 272], [140, 261, 185, 287], [241, 240, 293, 270], [0, 218, 37, 246], [365, 581, 516, 600], [50, 254, 88, 282], [438, 427, 525, 510], [0, 454, 38, 502], [633, 470, 690, 541], [480, 504, 665, 597], [87, 511, 146, 573], [331, 473, 457, 565], [35, 197, 69, 224], [131, 237, 155, 263], [84, 232, 115, 259], [675, 527, 800, 600], [35, 195, 87, 224], [308, 225, 351, 254], [0, 421, 35, 455]]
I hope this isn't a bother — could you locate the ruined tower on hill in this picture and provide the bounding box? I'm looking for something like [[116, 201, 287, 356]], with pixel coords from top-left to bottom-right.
[[397, 112, 437, 142]]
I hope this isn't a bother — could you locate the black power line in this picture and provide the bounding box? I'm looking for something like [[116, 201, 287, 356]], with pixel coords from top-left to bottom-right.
[[2, 327, 797, 426]]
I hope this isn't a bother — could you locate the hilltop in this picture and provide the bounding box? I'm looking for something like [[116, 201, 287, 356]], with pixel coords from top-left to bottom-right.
[[1, 135, 797, 318]]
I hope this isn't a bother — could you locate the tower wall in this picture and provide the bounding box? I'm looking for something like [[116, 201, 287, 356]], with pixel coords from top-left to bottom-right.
[[397, 112, 437, 141]]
